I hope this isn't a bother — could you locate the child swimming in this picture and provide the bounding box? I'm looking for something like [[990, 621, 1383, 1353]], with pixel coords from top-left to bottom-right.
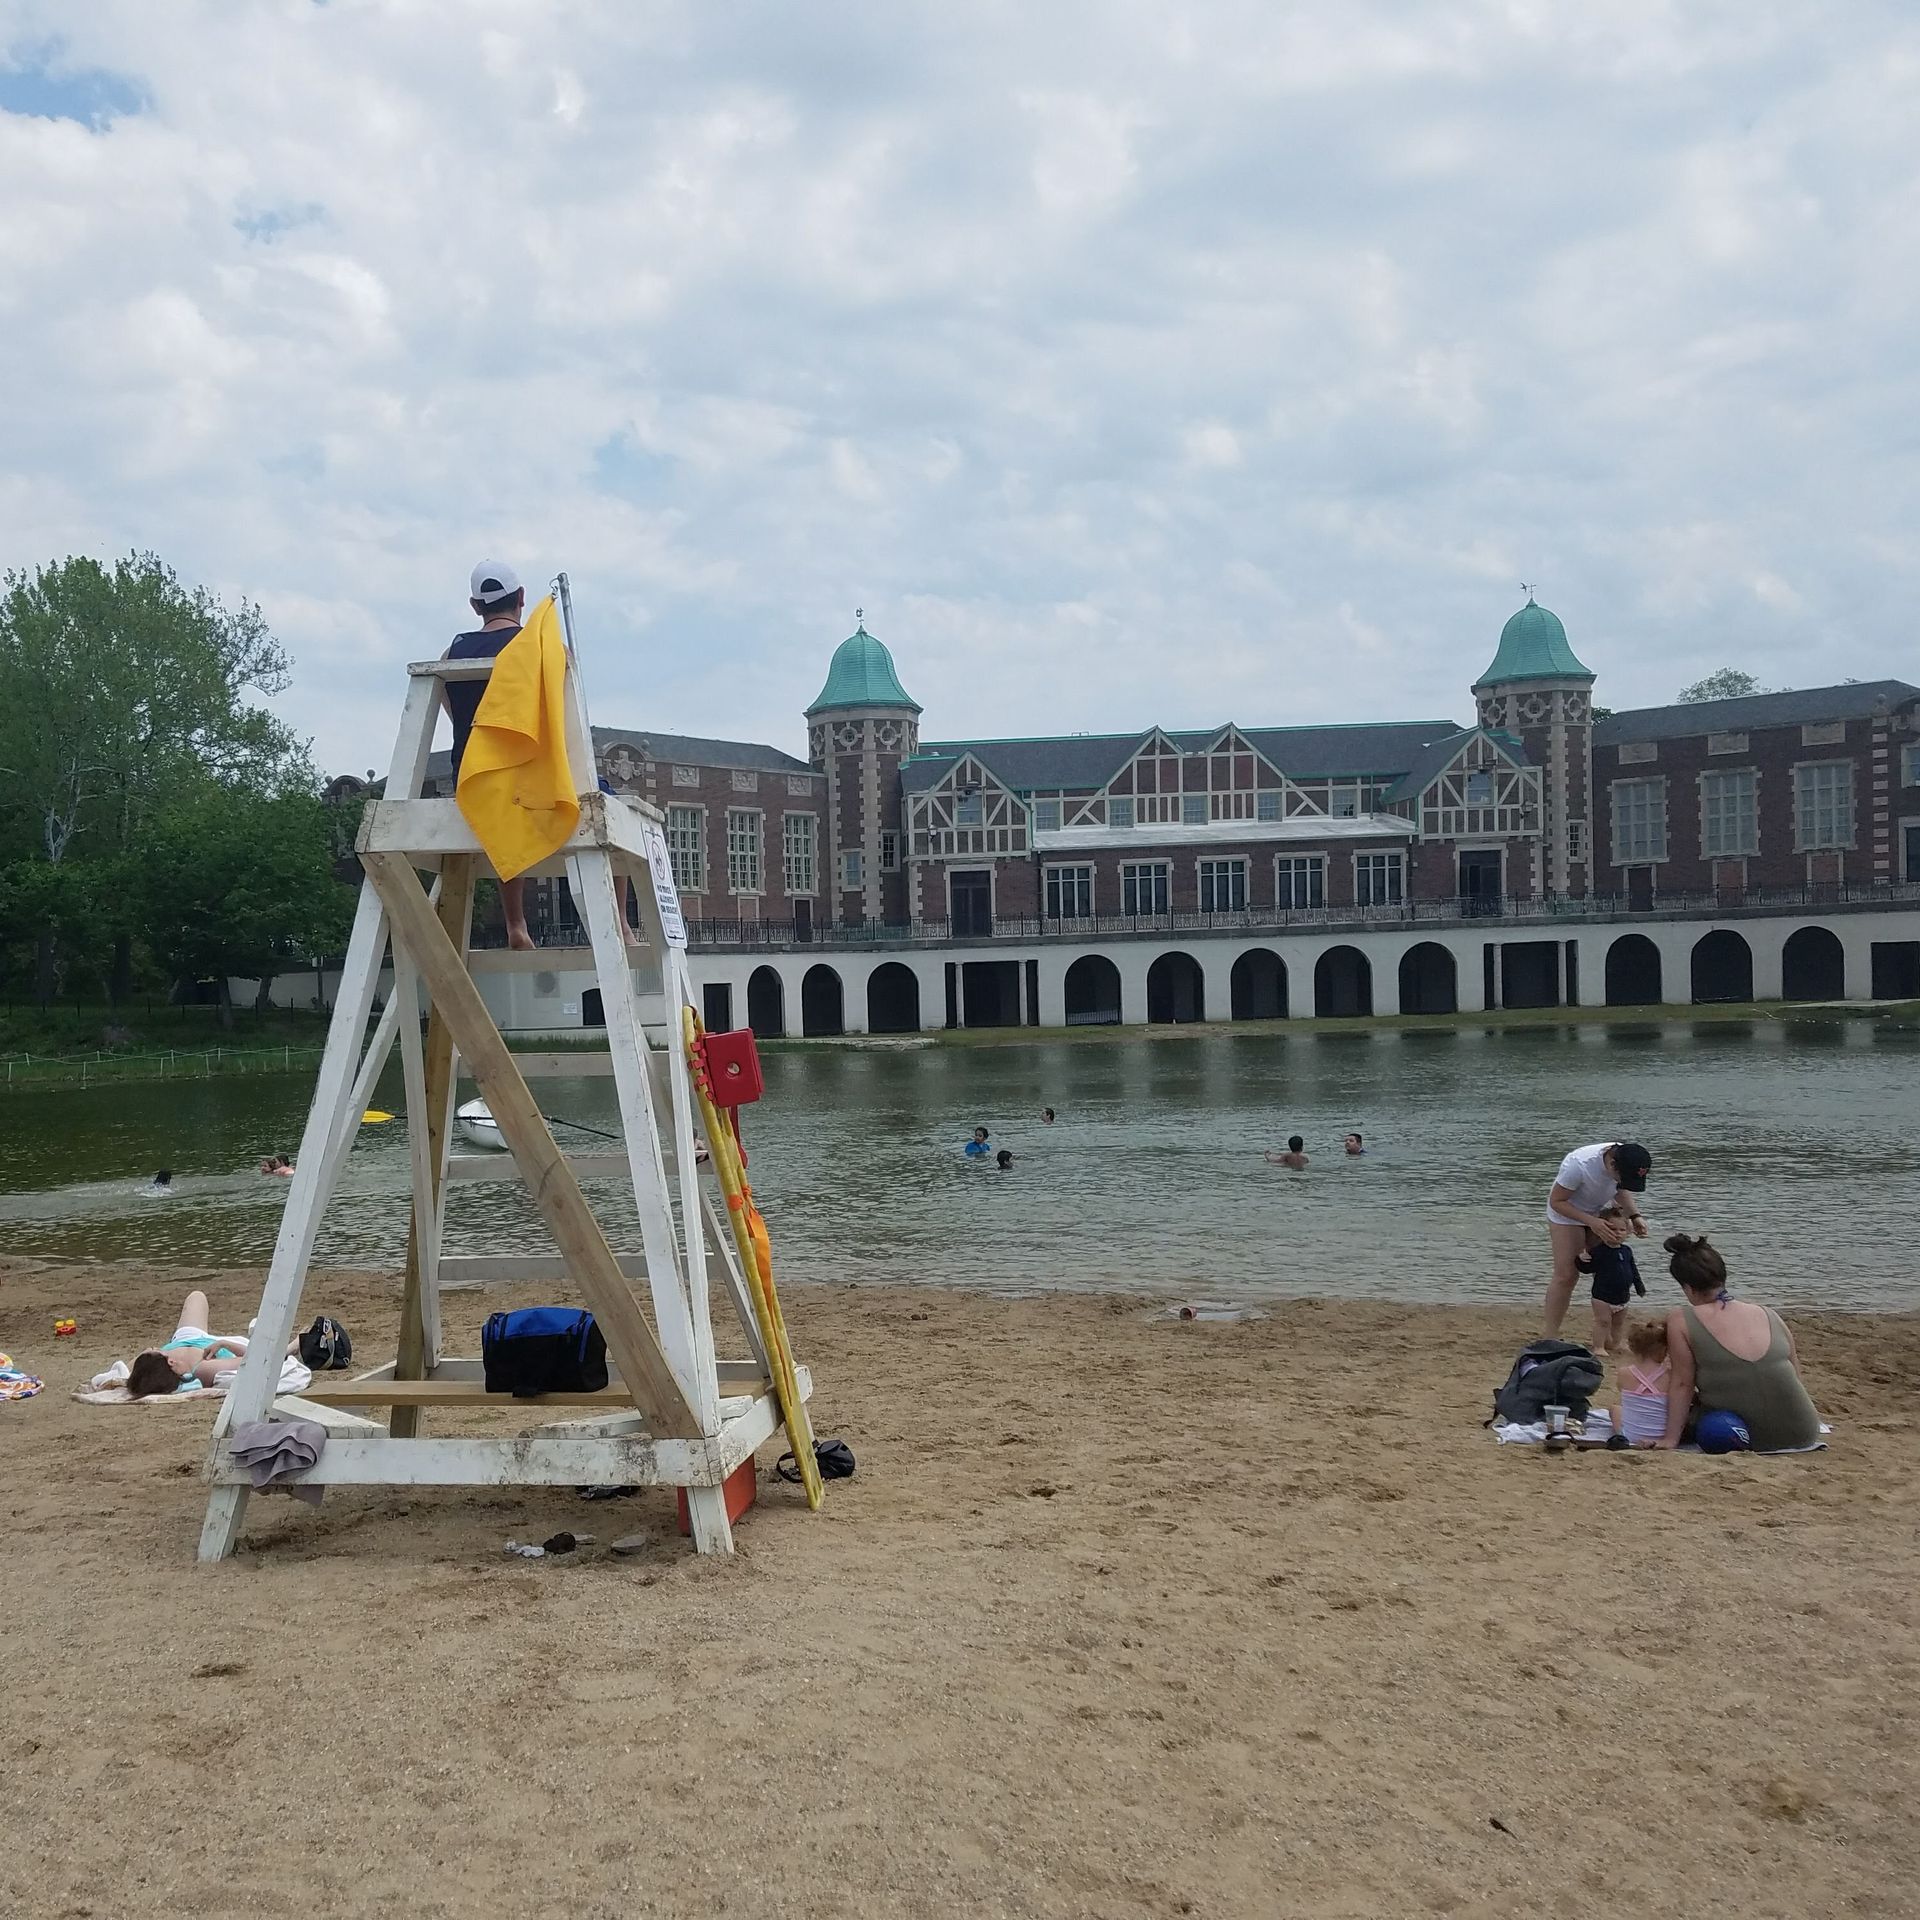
[[1618, 1319, 1672, 1447]]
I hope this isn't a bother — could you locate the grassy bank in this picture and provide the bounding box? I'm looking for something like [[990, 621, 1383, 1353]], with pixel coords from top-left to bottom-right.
[[0, 1003, 338, 1090]]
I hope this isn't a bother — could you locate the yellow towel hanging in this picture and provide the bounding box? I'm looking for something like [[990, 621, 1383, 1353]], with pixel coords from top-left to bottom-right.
[[455, 594, 579, 880]]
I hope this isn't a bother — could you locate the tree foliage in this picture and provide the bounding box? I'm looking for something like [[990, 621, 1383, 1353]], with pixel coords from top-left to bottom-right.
[[0, 553, 332, 1011], [1676, 668, 1786, 703], [138, 787, 355, 1025]]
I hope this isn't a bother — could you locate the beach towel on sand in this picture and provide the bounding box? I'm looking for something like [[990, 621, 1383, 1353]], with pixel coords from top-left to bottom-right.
[[0, 1353, 43, 1400]]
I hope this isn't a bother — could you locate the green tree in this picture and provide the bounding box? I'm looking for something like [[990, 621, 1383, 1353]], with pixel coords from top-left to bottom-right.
[[137, 785, 356, 1028], [1676, 668, 1785, 703], [0, 553, 310, 1003]]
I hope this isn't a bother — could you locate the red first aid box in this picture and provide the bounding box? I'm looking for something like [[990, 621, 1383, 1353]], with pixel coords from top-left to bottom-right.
[[699, 1029, 764, 1106]]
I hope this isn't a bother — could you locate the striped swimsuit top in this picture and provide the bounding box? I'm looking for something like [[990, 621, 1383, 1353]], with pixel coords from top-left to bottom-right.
[[1619, 1359, 1671, 1445]]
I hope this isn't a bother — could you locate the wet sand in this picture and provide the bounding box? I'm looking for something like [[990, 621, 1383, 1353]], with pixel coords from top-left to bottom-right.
[[2, 1256, 1917, 1919]]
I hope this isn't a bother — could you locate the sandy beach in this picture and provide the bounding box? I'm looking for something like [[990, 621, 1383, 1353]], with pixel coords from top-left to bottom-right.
[[2, 1256, 1916, 1919]]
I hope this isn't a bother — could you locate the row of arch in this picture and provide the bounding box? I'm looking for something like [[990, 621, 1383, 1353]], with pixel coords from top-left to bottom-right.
[[726, 926, 1852, 1035]]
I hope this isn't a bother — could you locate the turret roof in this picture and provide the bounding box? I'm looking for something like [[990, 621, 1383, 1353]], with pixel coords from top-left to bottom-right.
[[1474, 599, 1594, 687], [806, 623, 921, 715]]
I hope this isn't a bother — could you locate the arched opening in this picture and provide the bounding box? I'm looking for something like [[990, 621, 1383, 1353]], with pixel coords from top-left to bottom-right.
[[1229, 948, 1287, 1020], [580, 987, 605, 1028], [746, 966, 785, 1039], [801, 964, 845, 1037], [1146, 951, 1205, 1024], [866, 962, 920, 1034], [1063, 954, 1122, 1026], [1781, 926, 1844, 1002], [1605, 935, 1662, 1007], [1397, 942, 1457, 1015], [1315, 945, 1373, 1018], [1690, 930, 1753, 1005]]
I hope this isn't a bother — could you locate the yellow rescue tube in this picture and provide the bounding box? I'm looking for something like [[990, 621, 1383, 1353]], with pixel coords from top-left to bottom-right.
[[685, 1008, 822, 1511]]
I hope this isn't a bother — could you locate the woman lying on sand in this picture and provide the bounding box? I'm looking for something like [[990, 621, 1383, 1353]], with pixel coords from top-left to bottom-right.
[[124, 1290, 298, 1399], [1648, 1233, 1822, 1452]]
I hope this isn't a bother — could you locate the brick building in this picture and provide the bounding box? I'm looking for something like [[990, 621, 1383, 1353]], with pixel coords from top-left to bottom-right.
[[357, 601, 1920, 944], [1593, 682, 1920, 901], [881, 601, 1918, 931]]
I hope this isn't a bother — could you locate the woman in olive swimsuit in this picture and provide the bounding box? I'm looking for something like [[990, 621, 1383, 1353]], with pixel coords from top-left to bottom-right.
[[1650, 1233, 1821, 1451]]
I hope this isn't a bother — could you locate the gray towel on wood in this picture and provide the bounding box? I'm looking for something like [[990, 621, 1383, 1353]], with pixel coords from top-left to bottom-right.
[[228, 1417, 328, 1506]]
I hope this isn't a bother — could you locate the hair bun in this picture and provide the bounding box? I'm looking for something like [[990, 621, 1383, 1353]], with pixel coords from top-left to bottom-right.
[[1663, 1232, 1707, 1256]]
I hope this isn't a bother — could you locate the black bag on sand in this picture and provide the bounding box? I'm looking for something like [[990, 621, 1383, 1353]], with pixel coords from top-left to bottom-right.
[[777, 1438, 856, 1483], [1487, 1339, 1603, 1425], [298, 1315, 353, 1371]]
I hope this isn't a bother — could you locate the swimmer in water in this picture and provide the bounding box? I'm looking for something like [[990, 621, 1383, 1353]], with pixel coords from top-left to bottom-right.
[[1041, 1108, 1055, 1125], [964, 1127, 991, 1159], [996, 1148, 1014, 1170], [1264, 1136, 1308, 1170], [1344, 1133, 1365, 1156], [150, 1169, 173, 1191]]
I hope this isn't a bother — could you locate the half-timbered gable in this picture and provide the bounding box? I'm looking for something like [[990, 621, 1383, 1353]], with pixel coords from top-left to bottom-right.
[[1102, 729, 1193, 824], [904, 753, 1028, 861], [1384, 729, 1541, 841]]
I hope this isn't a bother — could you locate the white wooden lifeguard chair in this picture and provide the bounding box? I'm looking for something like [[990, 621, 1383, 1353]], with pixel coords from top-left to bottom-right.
[[197, 588, 818, 1559]]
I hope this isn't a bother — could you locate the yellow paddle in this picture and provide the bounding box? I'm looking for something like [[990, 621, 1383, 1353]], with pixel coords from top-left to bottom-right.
[[683, 1007, 822, 1511], [360, 1109, 394, 1123]]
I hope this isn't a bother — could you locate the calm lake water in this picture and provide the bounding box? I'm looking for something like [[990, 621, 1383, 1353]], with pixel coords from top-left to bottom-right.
[[1, 1021, 1915, 1312]]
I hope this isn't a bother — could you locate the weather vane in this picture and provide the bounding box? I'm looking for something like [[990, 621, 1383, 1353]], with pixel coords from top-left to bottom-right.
[[1519, 581, 1537, 600], [854, 606, 864, 626]]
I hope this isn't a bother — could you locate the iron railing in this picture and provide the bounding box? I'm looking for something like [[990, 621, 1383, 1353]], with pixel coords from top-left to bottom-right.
[[471, 879, 1920, 954]]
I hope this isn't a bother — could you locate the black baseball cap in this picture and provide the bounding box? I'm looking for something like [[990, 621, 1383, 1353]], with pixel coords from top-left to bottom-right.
[[1612, 1142, 1652, 1191]]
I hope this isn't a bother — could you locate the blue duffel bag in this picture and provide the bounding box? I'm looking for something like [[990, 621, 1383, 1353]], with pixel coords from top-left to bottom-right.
[[482, 1307, 608, 1398]]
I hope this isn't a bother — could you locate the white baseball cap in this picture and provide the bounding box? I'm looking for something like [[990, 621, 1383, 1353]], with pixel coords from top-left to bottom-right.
[[469, 559, 522, 605]]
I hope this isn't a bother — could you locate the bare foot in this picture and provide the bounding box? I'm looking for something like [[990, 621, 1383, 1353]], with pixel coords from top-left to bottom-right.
[[507, 925, 536, 952]]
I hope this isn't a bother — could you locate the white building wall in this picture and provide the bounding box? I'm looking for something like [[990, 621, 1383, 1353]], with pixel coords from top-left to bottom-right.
[[250, 906, 1920, 1035]]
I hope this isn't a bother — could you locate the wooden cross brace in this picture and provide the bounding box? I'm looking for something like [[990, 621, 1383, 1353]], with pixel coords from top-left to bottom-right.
[[360, 850, 699, 1440]]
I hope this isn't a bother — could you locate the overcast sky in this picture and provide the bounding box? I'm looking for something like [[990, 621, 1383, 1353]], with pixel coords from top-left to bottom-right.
[[2, 2, 1915, 775]]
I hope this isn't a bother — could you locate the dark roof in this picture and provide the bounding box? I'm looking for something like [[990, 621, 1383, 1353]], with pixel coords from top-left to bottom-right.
[[1234, 721, 1464, 779], [1383, 728, 1528, 804], [902, 732, 1151, 794], [405, 725, 812, 795], [593, 726, 813, 776], [1594, 679, 1920, 746], [903, 719, 1466, 795]]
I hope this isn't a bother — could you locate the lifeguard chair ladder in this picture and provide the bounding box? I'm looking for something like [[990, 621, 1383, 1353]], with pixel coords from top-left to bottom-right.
[[197, 614, 816, 1559]]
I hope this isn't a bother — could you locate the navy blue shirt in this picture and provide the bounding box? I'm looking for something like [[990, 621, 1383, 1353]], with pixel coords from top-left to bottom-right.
[[444, 625, 520, 777]]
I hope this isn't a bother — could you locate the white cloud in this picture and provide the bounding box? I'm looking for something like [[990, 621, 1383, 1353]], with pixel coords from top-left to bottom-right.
[[1182, 423, 1243, 469], [0, 0, 1915, 776]]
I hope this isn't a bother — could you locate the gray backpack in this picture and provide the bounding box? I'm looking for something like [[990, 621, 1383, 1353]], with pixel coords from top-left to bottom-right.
[[1488, 1339, 1603, 1424]]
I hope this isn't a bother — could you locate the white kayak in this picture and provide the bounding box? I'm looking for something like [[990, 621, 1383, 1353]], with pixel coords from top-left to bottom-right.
[[453, 1098, 707, 1163], [455, 1098, 507, 1151]]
